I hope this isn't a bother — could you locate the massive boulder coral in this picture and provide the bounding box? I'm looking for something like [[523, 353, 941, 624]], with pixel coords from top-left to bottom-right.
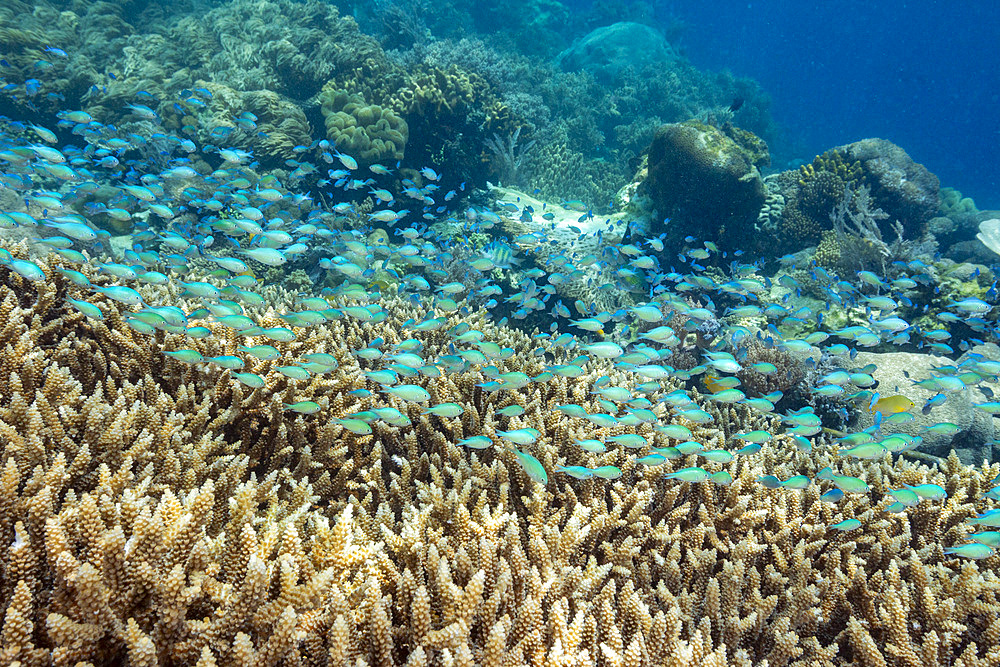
[[641, 120, 769, 255], [0, 251, 999, 666], [556, 22, 679, 85]]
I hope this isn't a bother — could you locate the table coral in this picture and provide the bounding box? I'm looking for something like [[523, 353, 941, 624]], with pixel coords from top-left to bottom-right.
[[0, 250, 999, 666]]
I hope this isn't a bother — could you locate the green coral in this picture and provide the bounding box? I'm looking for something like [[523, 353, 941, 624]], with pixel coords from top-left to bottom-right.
[[939, 186, 978, 217], [323, 62, 518, 189], [813, 230, 842, 270], [527, 135, 625, 206], [775, 149, 876, 253], [391, 65, 481, 117], [319, 87, 408, 164]]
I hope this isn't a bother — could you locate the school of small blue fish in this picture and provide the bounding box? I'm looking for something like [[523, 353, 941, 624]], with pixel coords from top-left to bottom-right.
[[1, 67, 999, 564]]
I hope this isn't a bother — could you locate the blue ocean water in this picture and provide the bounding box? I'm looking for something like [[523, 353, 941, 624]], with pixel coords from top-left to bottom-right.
[[634, 1, 1000, 209]]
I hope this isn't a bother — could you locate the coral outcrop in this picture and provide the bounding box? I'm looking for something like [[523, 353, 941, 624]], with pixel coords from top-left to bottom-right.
[[834, 139, 940, 238], [770, 140, 941, 259], [642, 120, 769, 255], [556, 22, 679, 84]]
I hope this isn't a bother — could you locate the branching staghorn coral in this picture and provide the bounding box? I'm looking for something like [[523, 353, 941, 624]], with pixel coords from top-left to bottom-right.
[[0, 247, 998, 666]]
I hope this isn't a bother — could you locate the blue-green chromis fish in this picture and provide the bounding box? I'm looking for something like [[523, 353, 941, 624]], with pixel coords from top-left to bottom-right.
[[336, 418, 373, 435], [208, 356, 244, 370], [830, 519, 862, 531], [423, 403, 464, 417], [232, 372, 265, 388], [511, 448, 547, 484], [665, 467, 710, 483], [66, 297, 104, 320], [968, 531, 1000, 547], [276, 366, 312, 380], [381, 384, 431, 403], [457, 435, 492, 449], [944, 543, 995, 559], [556, 465, 594, 479], [6, 259, 46, 281], [284, 401, 321, 414], [163, 349, 205, 364], [496, 428, 540, 445], [590, 465, 622, 480], [574, 439, 606, 453], [239, 345, 281, 360]]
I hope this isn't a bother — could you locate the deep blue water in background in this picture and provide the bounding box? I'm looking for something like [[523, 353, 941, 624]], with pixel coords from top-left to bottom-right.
[[572, 1, 1000, 210]]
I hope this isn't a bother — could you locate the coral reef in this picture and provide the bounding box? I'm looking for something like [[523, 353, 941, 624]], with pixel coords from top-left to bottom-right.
[[324, 60, 516, 190], [0, 0, 774, 213], [0, 0, 382, 129], [195, 0, 383, 99], [0, 1, 135, 113], [772, 140, 940, 259], [467, 0, 573, 57], [835, 139, 940, 239], [182, 82, 313, 168], [409, 31, 772, 206], [390, 64, 514, 187], [525, 131, 627, 205], [940, 187, 979, 219], [1, 249, 1000, 666], [778, 163, 853, 251], [484, 127, 537, 188], [824, 184, 938, 275]]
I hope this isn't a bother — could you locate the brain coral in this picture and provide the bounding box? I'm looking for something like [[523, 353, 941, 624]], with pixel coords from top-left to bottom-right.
[[1, 246, 999, 666], [319, 87, 408, 164]]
